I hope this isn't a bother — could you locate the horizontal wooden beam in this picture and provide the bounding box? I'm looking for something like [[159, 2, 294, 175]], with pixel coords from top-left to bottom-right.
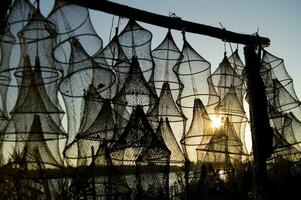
[[67, 0, 270, 46]]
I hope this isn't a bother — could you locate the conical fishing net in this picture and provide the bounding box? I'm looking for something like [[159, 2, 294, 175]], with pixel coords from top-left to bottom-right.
[[50, 0, 102, 67], [109, 106, 170, 197], [261, 50, 301, 164], [151, 30, 182, 99], [197, 117, 246, 169], [2, 0, 301, 198], [113, 56, 157, 108], [175, 38, 220, 155], [208, 56, 248, 155], [118, 19, 153, 82], [158, 118, 185, 164]]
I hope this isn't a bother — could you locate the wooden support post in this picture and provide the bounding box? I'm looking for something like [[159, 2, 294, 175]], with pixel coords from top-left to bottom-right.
[[91, 146, 96, 200], [244, 45, 273, 198]]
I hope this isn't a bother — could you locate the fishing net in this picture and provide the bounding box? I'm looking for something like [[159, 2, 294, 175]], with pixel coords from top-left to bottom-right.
[[64, 94, 127, 166], [58, 38, 115, 98], [147, 82, 186, 146], [175, 37, 220, 110], [118, 19, 153, 82], [50, 0, 102, 68], [113, 56, 157, 108], [0, 29, 16, 115], [147, 31, 186, 148], [17, 115, 64, 170], [183, 98, 214, 163], [261, 50, 301, 164], [5, 0, 35, 37], [208, 56, 248, 155], [151, 30, 182, 99], [158, 118, 185, 164], [57, 36, 115, 150], [228, 49, 245, 78], [197, 117, 246, 170], [109, 106, 170, 198], [268, 109, 301, 162], [93, 35, 129, 99], [261, 50, 301, 112], [228, 49, 246, 102], [175, 38, 220, 154]]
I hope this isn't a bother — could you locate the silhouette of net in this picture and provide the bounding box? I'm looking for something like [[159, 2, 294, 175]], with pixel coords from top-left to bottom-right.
[[183, 98, 214, 163], [109, 106, 170, 197], [151, 30, 182, 99], [18, 115, 64, 170], [147, 82, 186, 148], [158, 118, 185, 164], [13, 11, 61, 83], [175, 38, 220, 110], [64, 90, 127, 166], [268, 109, 301, 162], [228, 49, 245, 78], [118, 19, 153, 82], [0, 56, 66, 171], [50, 0, 102, 67], [93, 35, 130, 99], [147, 31, 186, 145], [0, 29, 16, 115], [261, 51, 301, 163], [261, 50, 301, 112], [1, 9, 64, 143], [58, 38, 115, 98], [113, 56, 157, 108], [228, 49, 246, 102], [0, 3, 66, 170], [208, 56, 248, 155], [197, 117, 246, 169], [175, 39, 220, 158], [57, 37, 115, 150], [208, 56, 244, 103], [5, 0, 35, 38]]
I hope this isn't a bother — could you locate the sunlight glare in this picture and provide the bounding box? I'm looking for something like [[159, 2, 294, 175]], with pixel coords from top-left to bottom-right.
[[211, 115, 222, 129]]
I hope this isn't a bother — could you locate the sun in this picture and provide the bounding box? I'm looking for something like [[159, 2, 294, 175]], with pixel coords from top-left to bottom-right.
[[211, 115, 222, 129]]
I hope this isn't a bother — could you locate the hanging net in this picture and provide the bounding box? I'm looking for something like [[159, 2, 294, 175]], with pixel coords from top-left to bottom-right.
[[118, 19, 153, 82], [158, 118, 185, 164], [261, 50, 301, 112], [50, 0, 103, 67], [113, 56, 157, 108], [5, 0, 35, 37], [109, 105, 170, 198], [175, 38, 220, 110], [182, 98, 214, 163], [0, 29, 16, 115], [58, 38, 115, 98], [175, 38, 220, 154], [151, 30, 183, 99], [261, 50, 301, 164], [208, 56, 248, 155], [197, 117, 247, 170], [3, 0, 301, 198]]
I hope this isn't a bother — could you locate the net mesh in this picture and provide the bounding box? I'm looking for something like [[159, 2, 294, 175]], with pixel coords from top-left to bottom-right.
[[261, 50, 301, 163], [2, 1, 301, 198]]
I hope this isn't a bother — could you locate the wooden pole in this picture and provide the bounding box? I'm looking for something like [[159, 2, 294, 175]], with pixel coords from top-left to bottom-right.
[[243, 45, 273, 199], [67, 0, 270, 46], [91, 146, 96, 200]]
